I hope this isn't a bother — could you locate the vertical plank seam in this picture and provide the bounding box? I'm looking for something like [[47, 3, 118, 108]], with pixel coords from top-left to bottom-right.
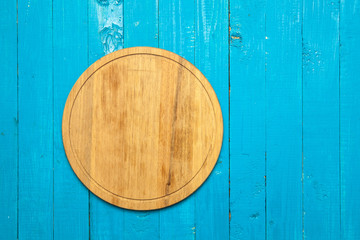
[[157, 1, 160, 239], [193, 0, 196, 64], [121, 2, 125, 239], [16, 0, 19, 238], [264, 10, 268, 240], [338, 1, 342, 238], [157, 0, 160, 48], [52, 0, 55, 238], [87, 1, 91, 239], [193, 1, 197, 239], [301, 0, 305, 239], [157, 0, 162, 221], [228, 0, 231, 238]]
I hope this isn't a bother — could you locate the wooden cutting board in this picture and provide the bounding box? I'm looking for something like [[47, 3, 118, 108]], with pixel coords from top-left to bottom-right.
[[62, 47, 223, 210]]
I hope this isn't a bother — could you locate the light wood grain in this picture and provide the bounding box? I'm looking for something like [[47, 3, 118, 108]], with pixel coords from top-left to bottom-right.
[[62, 47, 223, 210]]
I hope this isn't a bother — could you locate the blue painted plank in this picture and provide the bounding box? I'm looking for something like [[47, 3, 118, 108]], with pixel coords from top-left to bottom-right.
[[303, 0, 340, 239], [88, 0, 125, 239], [0, 1, 17, 239], [158, 0, 195, 239], [53, 0, 90, 239], [265, 0, 303, 239], [229, 0, 266, 239], [124, 0, 158, 48], [18, 0, 54, 239], [340, 0, 360, 238], [122, 0, 160, 238], [194, 0, 229, 239]]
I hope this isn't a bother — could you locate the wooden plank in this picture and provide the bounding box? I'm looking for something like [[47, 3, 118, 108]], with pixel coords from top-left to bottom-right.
[[158, 0, 195, 238], [122, 0, 160, 238], [340, 0, 360, 238], [0, 1, 17, 238], [88, 0, 125, 238], [53, 0, 89, 239], [18, 0, 54, 239], [302, 0, 340, 238], [265, 0, 303, 239], [194, 0, 229, 239], [124, 0, 158, 48], [229, 0, 266, 238]]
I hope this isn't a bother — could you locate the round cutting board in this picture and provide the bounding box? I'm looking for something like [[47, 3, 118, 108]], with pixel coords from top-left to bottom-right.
[[62, 47, 223, 210]]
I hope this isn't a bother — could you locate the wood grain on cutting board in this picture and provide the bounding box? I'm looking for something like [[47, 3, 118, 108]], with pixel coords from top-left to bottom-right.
[[62, 47, 223, 210]]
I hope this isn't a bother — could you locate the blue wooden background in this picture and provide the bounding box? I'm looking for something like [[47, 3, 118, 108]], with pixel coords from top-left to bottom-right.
[[0, 0, 359, 239]]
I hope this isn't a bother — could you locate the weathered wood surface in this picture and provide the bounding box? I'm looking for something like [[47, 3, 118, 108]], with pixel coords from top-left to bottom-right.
[[230, 0, 266, 238], [303, 0, 341, 239], [0, 1, 17, 239], [18, 1, 54, 239], [1, 0, 359, 238], [53, 0, 90, 238]]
